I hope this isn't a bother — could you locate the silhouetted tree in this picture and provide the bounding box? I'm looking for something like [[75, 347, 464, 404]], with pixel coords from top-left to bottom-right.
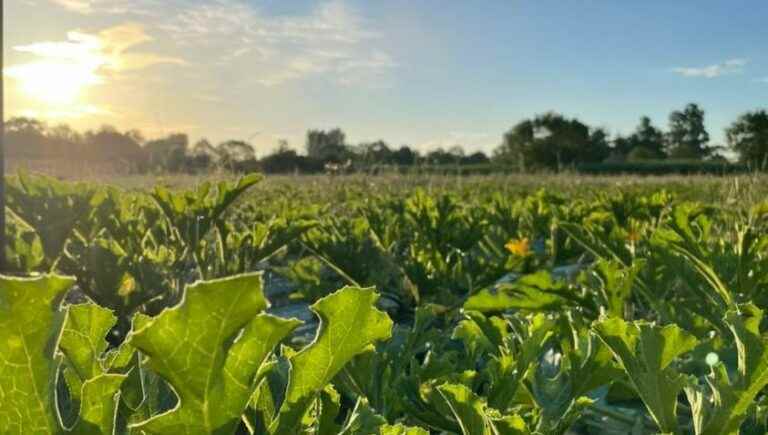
[[629, 116, 665, 158], [462, 151, 490, 165], [218, 140, 256, 171], [144, 133, 188, 172], [391, 145, 419, 166], [306, 129, 348, 163], [727, 110, 768, 168], [667, 103, 710, 159], [357, 140, 392, 165], [494, 113, 609, 170]]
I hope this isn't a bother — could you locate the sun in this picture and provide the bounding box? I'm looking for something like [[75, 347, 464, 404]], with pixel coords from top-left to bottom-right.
[[7, 60, 102, 105]]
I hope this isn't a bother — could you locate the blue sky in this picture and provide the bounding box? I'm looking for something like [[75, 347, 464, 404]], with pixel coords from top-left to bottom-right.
[[5, 0, 768, 154]]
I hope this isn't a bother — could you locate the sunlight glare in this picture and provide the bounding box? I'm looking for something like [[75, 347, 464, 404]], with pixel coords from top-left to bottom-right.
[[6, 60, 103, 105]]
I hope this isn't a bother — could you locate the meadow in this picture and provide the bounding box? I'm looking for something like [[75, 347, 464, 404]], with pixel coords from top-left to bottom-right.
[[3, 171, 768, 434]]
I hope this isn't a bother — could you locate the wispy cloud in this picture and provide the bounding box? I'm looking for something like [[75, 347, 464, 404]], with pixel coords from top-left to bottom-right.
[[50, 0, 156, 15], [672, 58, 748, 78], [161, 0, 396, 87], [6, 23, 184, 105]]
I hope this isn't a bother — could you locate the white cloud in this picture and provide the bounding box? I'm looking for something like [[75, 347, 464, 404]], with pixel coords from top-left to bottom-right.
[[50, 0, 155, 15], [672, 58, 749, 78], [162, 0, 396, 87]]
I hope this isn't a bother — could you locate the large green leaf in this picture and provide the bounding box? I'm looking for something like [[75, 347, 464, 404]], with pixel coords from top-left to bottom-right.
[[129, 273, 298, 434], [285, 286, 393, 402], [685, 304, 768, 435], [0, 274, 73, 434], [271, 286, 393, 434], [59, 304, 116, 383], [465, 271, 588, 313], [594, 318, 698, 434]]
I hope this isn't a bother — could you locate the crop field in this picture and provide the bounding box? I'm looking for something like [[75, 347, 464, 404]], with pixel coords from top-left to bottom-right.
[[3, 172, 768, 434]]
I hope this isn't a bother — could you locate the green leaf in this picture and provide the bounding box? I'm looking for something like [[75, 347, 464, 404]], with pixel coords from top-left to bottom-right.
[[452, 311, 508, 359], [285, 286, 393, 402], [486, 314, 553, 412], [437, 383, 526, 435], [271, 286, 393, 434], [129, 273, 298, 434], [59, 304, 117, 382], [465, 271, 586, 313], [437, 383, 488, 435], [592, 260, 643, 319], [594, 317, 698, 434], [70, 373, 127, 435], [0, 274, 73, 434], [316, 385, 342, 435], [379, 423, 430, 435], [339, 398, 388, 434], [685, 304, 768, 435]]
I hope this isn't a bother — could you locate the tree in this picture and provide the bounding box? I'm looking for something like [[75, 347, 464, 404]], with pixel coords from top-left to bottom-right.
[[144, 133, 188, 172], [494, 119, 534, 170], [306, 128, 348, 163], [357, 140, 392, 165], [261, 140, 317, 173], [629, 116, 665, 159], [462, 151, 490, 165], [218, 140, 256, 171], [493, 113, 609, 170], [726, 110, 768, 168], [425, 148, 456, 165], [667, 103, 710, 159], [391, 145, 418, 166], [84, 126, 146, 166]]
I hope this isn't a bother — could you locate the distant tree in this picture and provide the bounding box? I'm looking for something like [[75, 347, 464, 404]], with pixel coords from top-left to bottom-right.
[[357, 140, 392, 165], [218, 140, 256, 171], [425, 148, 456, 165], [261, 140, 318, 173], [494, 113, 609, 170], [494, 119, 534, 170], [144, 133, 188, 172], [5, 117, 51, 159], [84, 126, 146, 167], [306, 128, 348, 163], [667, 103, 710, 159], [462, 151, 490, 165], [607, 136, 631, 162], [391, 145, 419, 166], [726, 110, 768, 168], [187, 139, 217, 172], [629, 116, 666, 159], [48, 124, 82, 144], [5, 117, 46, 135]]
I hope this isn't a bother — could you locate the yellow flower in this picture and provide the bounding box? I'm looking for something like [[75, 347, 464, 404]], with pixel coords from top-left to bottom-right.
[[626, 229, 641, 243], [505, 238, 531, 257]]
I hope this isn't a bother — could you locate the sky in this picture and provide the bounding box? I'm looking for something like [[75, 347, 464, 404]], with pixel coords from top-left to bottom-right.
[[5, 0, 768, 156]]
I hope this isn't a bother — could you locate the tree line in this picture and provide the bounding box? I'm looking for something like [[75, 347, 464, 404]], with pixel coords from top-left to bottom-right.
[[5, 103, 768, 174]]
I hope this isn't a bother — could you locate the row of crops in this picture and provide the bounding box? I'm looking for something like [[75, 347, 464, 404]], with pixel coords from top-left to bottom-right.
[[2, 172, 768, 434]]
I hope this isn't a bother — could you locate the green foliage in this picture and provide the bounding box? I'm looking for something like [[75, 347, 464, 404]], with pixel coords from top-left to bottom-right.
[[594, 318, 698, 433], [10, 174, 768, 434], [0, 275, 72, 433]]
